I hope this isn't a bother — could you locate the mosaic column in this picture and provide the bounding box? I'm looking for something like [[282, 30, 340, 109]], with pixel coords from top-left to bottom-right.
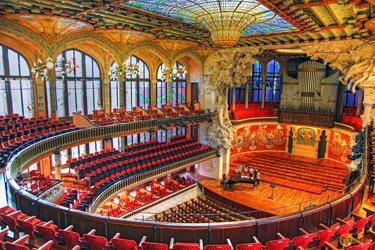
[[356, 89, 364, 116], [54, 151, 61, 180], [118, 74, 126, 108], [362, 84, 375, 127], [232, 86, 236, 110], [102, 77, 110, 113], [245, 82, 249, 109], [150, 79, 157, 107]]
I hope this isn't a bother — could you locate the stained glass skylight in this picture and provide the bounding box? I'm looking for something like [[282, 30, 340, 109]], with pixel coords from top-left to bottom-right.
[[124, 0, 297, 46]]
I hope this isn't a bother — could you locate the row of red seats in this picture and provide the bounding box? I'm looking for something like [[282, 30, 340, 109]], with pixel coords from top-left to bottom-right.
[[77, 139, 191, 178], [342, 115, 362, 131], [91, 143, 210, 192], [228, 102, 279, 110], [0, 113, 23, 122], [2, 204, 375, 250], [343, 107, 364, 116], [231, 108, 275, 120], [84, 140, 203, 180], [0, 117, 68, 132], [55, 188, 93, 211], [68, 147, 119, 169]]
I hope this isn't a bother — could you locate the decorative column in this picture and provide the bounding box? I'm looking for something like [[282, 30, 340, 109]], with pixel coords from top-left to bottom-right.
[[46, 69, 57, 121], [231, 86, 236, 110], [150, 79, 157, 107], [53, 151, 61, 180], [166, 74, 173, 106], [34, 77, 47, 119], [336, 83, 346, 119], [261, 66, 267, 108], [102, 77, 110, 113], [103, 137, 112, 150], [324, 130, 332, 159], [356, 89, 364, 116], [362, 84, 375, 127], [245, 82, 249, 109], [118, 74, 126, 108]]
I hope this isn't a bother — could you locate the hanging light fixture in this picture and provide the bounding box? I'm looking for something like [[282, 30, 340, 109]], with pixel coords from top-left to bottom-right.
[[31, 57, 54, 80], [161, 64, 187, 81], [109, 61, 140, 81], [31, 56, 75, 80]]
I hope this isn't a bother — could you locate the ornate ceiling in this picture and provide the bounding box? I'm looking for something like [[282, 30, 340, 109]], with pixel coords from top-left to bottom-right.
[[0, 0, 373, 49]]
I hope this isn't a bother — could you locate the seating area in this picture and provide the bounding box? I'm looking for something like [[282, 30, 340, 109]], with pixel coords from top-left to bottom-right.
[[97, 175, 195, 217], [228, 102, 277, 120], [343, 107, 364, 116], [0, 113, 79, 168], [231, 152, 348, 194], [342, 115, 363, 131], [154, 194, 253, 223], [54, 188, 94, 212], [19, 170, 54, 196], [70, 137, 213, 193], [83, 104, 208, 127]]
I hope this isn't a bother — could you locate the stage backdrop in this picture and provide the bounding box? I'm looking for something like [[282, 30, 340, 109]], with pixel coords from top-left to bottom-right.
[[231, 122, 354, 164]]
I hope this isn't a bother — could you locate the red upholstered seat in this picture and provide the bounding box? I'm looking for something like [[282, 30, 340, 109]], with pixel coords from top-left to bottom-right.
[[337, 221, 355, 236], [354, 217, 369, 235], [291, 233, 314, 249], [17, 219, 37, 239], [111, 238, 137, 250], [235, 242, 262, 250], [4, 242, 29, 250], [0, 240, 4, 250], [349, 242, 374, 250], [204, 245, 232, 250], [172, 242, 200, 250], [315, 228, 336, 247], [57, 229, 81, 249], [36, 224, 56, 242], [142, 242, 169, 250], [265, 238, 289, 250], [83, 233, 108, 250]]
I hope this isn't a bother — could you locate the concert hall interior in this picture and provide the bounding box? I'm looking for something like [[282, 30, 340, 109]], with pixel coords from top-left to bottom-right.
[[0, 0, 375, 249]]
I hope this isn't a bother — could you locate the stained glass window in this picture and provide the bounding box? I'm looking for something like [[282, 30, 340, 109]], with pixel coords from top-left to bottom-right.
[[157, 62, 187, 107], [156, 64, 167, 108], [157, 130, 167, 143], [265, 60, 281, 102], [0, 45, 34, 117], [52, 49, 101, 118], [110, 56, 150, 111], [250, 60, 262, 103]]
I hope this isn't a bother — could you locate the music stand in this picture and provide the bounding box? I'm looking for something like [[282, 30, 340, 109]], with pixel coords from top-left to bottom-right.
[[268, 182, 276, 200]]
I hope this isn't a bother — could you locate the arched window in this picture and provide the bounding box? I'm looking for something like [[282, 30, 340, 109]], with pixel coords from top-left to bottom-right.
[[156, 62, 187, 107], [0, 45, 34, 117], [53, 49, 101, 118], [110, 56, 150, 112], [265, 60, 281, 102], [249, 60, 262, 102]]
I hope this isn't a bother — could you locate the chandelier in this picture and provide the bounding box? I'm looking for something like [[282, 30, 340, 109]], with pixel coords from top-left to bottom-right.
[[31, 57, 75, 80], [109, 62, 140, 81], [125, 1, 276, 47], [161, 65, 187, 81], [31, 57, 54, 80]]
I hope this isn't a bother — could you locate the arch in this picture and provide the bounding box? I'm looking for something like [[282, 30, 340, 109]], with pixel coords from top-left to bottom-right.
[[122, 41, 171, 67], [0, 44, 34, 117], [51, 48, 102, 118], [172, 49, 204, 73], [50, 32, 122, 74]]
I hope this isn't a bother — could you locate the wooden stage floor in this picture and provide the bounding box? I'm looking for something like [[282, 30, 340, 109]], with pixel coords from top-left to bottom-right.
[[191, 173, 341, 216]]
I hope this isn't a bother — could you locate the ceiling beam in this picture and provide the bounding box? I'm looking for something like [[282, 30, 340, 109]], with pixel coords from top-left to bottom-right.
[[296, 0, 337, 9], [75, 0, 125, 16]]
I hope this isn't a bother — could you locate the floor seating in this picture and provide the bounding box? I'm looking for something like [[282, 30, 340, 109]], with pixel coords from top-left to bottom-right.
[[156, 194, 253, 223], [55, 188, 94, 211]]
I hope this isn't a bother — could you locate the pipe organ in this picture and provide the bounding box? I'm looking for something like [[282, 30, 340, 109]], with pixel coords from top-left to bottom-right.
[[280, 60, 338, 113]]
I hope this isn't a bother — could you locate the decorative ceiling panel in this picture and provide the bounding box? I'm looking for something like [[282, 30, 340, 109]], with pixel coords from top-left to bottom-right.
[[94, 29, 155, 47], [124, 0, 297, 36]]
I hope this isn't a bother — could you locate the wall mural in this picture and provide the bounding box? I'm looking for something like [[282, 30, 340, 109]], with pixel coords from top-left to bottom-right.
[[296, 127, 316, 146], [231, 125, 287, 154], [328, 131, 352, 163]]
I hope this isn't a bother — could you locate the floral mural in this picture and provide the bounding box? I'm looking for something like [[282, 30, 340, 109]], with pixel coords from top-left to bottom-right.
[[296, 127, 316, 146], [328, 131, 352, 163], [231, 125, 287, 154]]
